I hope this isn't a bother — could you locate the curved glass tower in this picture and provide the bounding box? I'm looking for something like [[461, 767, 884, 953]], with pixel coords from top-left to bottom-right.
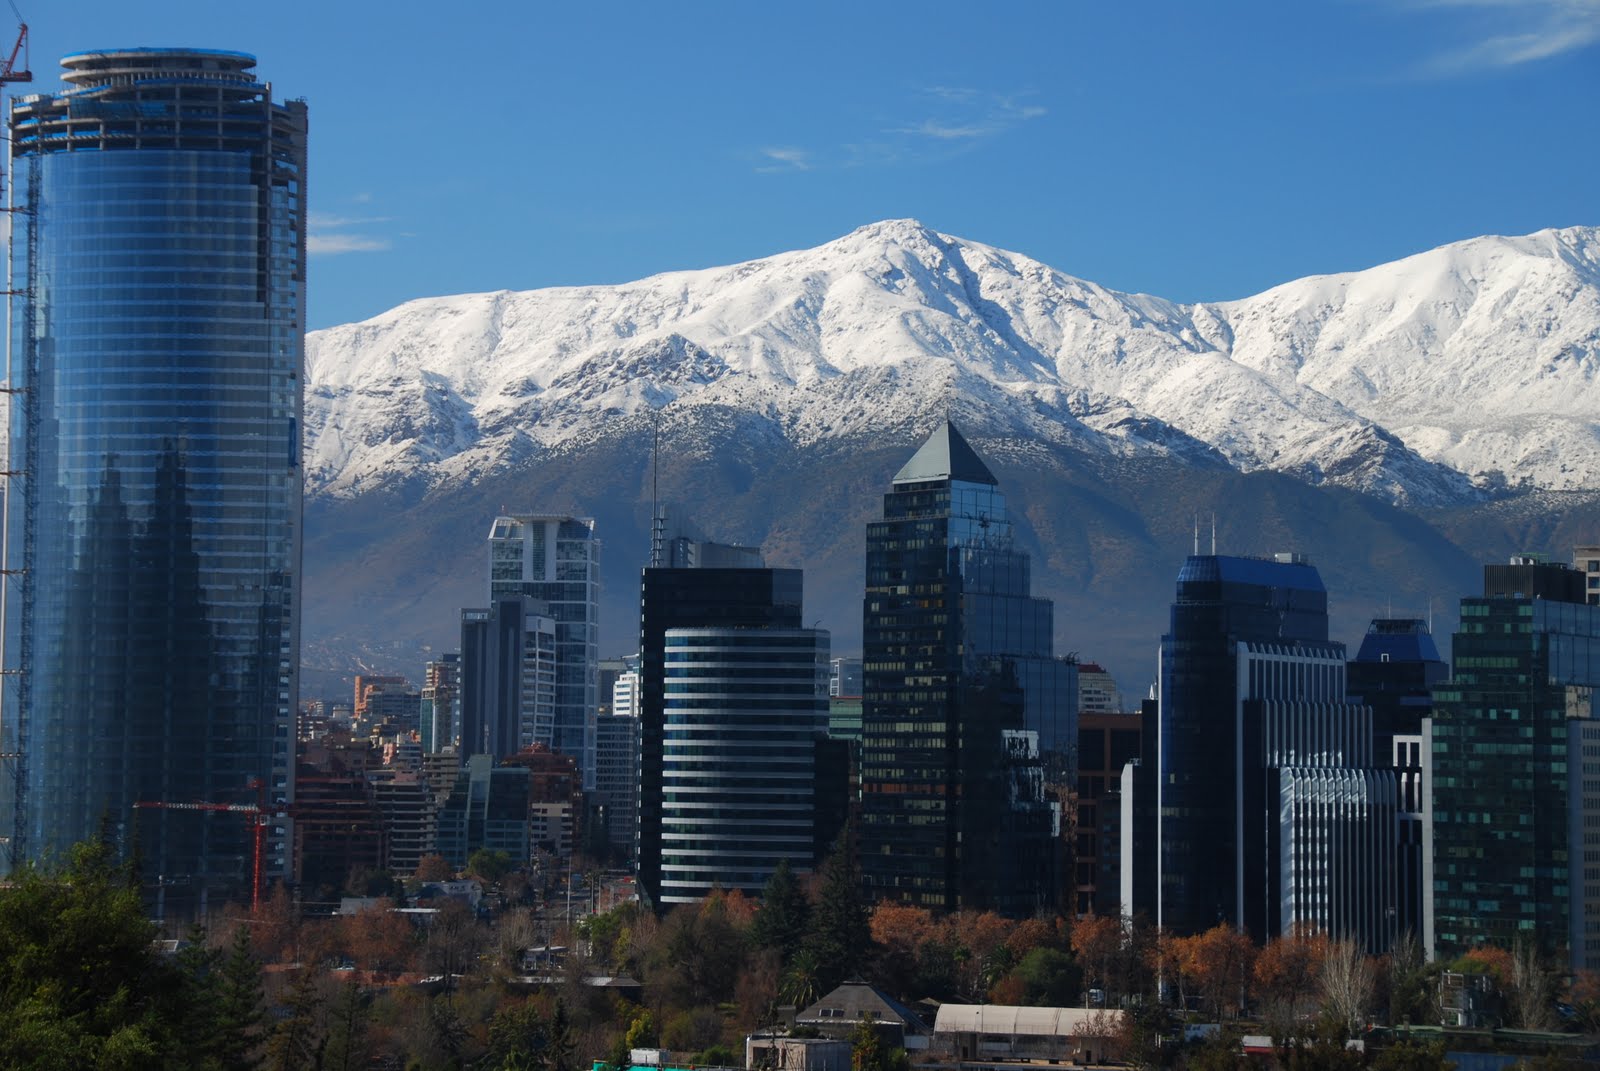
[[4, 49, 305, 911]]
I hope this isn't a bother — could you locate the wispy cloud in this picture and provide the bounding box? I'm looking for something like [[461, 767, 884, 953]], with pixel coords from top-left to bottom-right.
[[755, 147, 812, 173], [749, 87, 1045, 174], [307, 201, 394, 257], [1408, 0, 1600, 75], [894, 89, 1048, 142], [307, 233, 392, 255]]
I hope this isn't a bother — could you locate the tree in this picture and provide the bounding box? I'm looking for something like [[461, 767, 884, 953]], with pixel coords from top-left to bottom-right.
[[1321, 938, 1376, 1033], [802, 837, 871, 995], [486, 1000, 548, 1070], [1014, 947, 1083, 1007], [1072, 914, 1124, 999], [1183, 925, 1256, 1020], [467, 848, 514, 884], [1372, 1038, 1455, 1071], [265, 969, 325, 1071], [1256, 925, 1328, 1030], [213, 924, 268, 1068], [1386, 932, 1436, 1027], [1510, 935, 1555, 1031], [750, 859, 811, 965], [0, 839, 172, 1068], [415, 853, 453, 882], [322, 978, 371, 1071]]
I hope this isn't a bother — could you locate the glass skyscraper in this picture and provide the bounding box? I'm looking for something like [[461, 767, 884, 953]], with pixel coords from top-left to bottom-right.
[[3, 50, 306, 908], [1426, 556, 1600, 969], [488, 515, 600, 787], [859, 421, 1076, 916]]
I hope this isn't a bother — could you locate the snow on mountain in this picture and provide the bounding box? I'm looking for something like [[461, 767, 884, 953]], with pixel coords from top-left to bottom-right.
[[304, 220, 1600, 505]]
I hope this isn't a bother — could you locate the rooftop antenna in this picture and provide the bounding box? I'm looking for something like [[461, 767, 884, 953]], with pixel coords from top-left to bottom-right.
[[649, 411, 661, 567], [1210, 512, 1216, 556], [1428, 597, 1434, 635], [1193, 514, 1199, 556]]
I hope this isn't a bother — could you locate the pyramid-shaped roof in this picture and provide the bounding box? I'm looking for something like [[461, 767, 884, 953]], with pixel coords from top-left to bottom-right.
[[892, 420, 997, 486]]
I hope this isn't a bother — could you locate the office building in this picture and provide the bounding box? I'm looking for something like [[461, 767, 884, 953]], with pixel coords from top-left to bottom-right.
[[858, 422, 1076, 916], [659, 626, 832, 903], [488, 515, 600, 787], [637, 556, 805, 906], [368, 769, 435, 877], [1075, 710, 1143, 916], [434, 754, 532, 869], [459, 597, 557, 762], [595, 705, 640, 863], [1348, 617, 1446, 940], [1130, 553, 1398, 949], [2, 50, 306, 906], [1575, 546, 1600, 607], [830, 657, 863, 699], [1078, 663, 1121, 715], [1426, 554, 1600, 969], [421, 654, 461, 754]]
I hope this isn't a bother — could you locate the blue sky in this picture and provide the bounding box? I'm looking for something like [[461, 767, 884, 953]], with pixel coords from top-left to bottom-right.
[[14, 0, 1599, 328]]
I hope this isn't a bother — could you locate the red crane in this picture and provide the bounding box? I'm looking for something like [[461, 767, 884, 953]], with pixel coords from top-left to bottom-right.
[[0, 17, 29, 90], [132, 779, 283, 913]]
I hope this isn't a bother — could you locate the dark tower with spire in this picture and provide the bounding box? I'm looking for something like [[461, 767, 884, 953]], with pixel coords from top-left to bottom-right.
[[858, 421, 1077, 915]]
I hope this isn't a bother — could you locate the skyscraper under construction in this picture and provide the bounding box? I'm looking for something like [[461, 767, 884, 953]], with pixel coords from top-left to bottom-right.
[[3, 49, 306, 913]]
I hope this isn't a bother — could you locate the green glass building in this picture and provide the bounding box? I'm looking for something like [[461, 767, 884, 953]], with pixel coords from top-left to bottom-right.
[[1426, 556, 1600, 969]]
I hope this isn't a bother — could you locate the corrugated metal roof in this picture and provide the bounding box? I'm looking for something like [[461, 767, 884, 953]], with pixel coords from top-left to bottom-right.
[[933, 1005, 1126, 1036]]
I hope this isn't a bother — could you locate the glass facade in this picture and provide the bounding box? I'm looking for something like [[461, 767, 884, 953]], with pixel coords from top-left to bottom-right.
[[488, 515, 600, 788], [859, 422, 1076, 916], [659, 627, 829, 902], [1428, 577, 1600, 967], [1154, 555, 1329, 936], [636, 566, 802, 906], [4, 50, 305, 908]]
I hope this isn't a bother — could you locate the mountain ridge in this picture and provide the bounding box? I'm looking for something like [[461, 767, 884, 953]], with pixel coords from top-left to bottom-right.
[[305, 220, 1600, 507]]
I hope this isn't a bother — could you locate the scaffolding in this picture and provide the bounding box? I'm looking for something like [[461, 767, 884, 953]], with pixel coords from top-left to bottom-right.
[[0, 19, 32, 871]]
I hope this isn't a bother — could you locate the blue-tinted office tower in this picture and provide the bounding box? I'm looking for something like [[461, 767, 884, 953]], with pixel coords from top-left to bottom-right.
[[859, 422, 1077, 916], [3, 51, 306, 907], [1135, 554, 1398, 949]]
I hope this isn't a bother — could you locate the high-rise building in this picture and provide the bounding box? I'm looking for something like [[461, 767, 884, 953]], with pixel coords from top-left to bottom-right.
[[1077, 663, 1121, 715], [858, 422, 1077, 916], [1426, 554, 1600, 970], [829, 657, 863, 699], [637, 560, 804, 906], [1130, 553, 1398, 949], [421, 654, 461, 754], [1076, 710, 1143, 915], [3, 50, 306, 906], [1348, 617, 1447, 940], [488, 516, 600, 787], [659, 626, 832, 903], [459, 598, 557, 762], [594, 705, 640, 864], [1571, 546, 1599, 607]]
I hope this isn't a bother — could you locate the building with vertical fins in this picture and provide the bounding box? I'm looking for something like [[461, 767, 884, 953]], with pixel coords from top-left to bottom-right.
[[858, 421, 1077, 916], [1426, 553, 1600, 970], [3, 50, 306, 908], [1128, 553, 1398, 950]]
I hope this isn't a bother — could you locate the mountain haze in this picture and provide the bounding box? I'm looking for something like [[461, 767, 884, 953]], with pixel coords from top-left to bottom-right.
[[301, 221, 1600, 695]]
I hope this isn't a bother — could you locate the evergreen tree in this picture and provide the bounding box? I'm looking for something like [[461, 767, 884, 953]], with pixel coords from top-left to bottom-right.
[[548, 998, 576, 1071], [213, 926, 266, 1069], [801, 836, 871, 996], [265, 969, 324, 1071], [751, 859, 811, 965], [486, 1000, 547, 1070], [322, 978, 370, 1071]]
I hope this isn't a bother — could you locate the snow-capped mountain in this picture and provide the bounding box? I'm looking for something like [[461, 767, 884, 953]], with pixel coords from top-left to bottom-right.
[[305, 220, 1600, 508]]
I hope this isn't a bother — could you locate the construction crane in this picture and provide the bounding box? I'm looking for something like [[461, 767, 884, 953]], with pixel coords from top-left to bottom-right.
[[132, 780, 282, 913], [0, 17, 25, 90], [0, 12, 27, 869]]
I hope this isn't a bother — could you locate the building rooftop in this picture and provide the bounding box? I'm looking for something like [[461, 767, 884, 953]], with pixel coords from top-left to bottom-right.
[[1176, 553, 1326, 593], [892, 420, 997, 486]]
